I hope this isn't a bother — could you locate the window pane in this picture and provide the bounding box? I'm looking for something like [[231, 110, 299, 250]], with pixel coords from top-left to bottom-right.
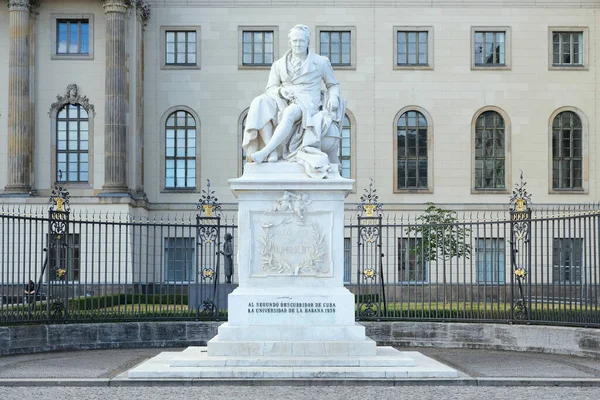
[[80, 22, 89, 53], [58, 22, 67, 53], [69, 23, 79, 53]]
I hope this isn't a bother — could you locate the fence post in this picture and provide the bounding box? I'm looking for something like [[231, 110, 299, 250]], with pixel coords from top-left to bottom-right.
[[509, 171, 532, 321], [46, 171, 71, 320], [194, 179, 222, 317], [355, 180, 385, 319]]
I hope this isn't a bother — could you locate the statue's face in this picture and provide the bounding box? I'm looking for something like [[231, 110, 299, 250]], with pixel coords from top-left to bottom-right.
[[289, 29, 309, 56]]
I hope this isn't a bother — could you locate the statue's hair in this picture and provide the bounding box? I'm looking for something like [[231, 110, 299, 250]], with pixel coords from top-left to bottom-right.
[[288, 24, 311, 42]]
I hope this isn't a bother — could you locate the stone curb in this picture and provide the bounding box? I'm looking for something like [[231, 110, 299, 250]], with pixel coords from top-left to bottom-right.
[[2, 377, 600, 387]]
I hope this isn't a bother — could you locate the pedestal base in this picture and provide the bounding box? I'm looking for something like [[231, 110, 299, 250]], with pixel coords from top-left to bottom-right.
[[127, 346, 458, 379]]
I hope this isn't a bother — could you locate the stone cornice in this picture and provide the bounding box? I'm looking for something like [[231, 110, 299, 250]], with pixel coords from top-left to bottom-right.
[[102, 0, 133, 14], [49, 84, 96, 117], [144, 0, 599, 8]]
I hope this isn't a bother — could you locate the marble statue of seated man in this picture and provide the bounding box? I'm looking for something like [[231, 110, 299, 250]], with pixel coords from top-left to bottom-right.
[[242, 24, 345, 178]]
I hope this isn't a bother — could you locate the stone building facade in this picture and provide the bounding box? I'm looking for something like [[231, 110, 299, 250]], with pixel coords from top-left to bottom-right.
[[0, 0, 599, 291], [0, 0, 598, 212]]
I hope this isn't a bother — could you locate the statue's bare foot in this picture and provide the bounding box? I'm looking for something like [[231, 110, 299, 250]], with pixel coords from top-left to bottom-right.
[[251, 150, 267, 164], [267, 151, 278, 162]]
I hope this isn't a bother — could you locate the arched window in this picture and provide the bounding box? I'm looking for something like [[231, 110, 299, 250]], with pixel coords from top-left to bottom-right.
[[474, 111, 505, 189], [240, 114, 248, 175], [56, 104, 89, 182], [552, 111, 582, 189], [165, 110, 196, 188], [396, 110, 428, 189], [339, 114, 351, 179]]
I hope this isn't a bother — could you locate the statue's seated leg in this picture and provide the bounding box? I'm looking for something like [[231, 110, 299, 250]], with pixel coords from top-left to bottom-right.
[[252, 104, 302, 163]]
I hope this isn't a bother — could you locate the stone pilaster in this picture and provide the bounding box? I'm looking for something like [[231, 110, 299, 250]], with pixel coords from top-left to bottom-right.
[[101, 0, 131, 194], [4, 0, 32, 194], [131, 1, 150, 200]]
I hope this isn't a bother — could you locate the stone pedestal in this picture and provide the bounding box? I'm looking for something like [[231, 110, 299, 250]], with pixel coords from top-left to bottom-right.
[[211, 163, 370, 357], [127, 163, 458, 379]]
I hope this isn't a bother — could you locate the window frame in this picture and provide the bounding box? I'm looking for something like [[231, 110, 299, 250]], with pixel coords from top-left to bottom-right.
[[47, 233, 80, 283], [471, 26, 511, 71], [49, 85, 95, 192], [160, 26, 201, 70], [238, 26, 278, 70], [55, 104, 90, 184], [315, 26, 356, 70], [51, 14, 94, 60], [393, 26, 433, 70], [393, 106, 434, 193], [343, 237, 352, 284], [475, 238, 506, 284], [164, 237, 196, 283], [552, 238, 583, 284], [471, 106, 511, 194], [160, 106, 201, 192], [339, 110, 356, 181], [397, 237, 428, 284], [548, 27, 588, 71], [238, 109, 249, 177], [549, 107, 588, 193]]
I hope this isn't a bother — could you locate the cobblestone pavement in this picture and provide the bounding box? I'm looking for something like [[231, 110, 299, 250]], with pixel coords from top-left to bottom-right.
[[1, 386, 600, 400]]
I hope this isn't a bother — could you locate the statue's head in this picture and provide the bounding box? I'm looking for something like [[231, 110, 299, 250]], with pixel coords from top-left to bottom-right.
[[288, 24, 310, 56]]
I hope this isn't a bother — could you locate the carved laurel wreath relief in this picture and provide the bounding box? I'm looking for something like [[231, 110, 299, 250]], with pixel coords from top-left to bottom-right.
[[256, 192, 331, 276]]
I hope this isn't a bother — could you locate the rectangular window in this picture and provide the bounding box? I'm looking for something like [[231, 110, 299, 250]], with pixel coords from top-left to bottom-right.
[[398, 238, 427, 282], [396, 31, 428, 66], [552, 31, 583, 66], [165, 238, 195, 282], [48, 234, 80, 282], [553, 238, 582, 283], [476, 238, 505, 283], [57, 19, 90, 55], [319, 30, 352, 67], [165, 30, 197, 66], [343, 237, 352, 284], [474, 31, 505, 66], [242, 30, 274, 66]]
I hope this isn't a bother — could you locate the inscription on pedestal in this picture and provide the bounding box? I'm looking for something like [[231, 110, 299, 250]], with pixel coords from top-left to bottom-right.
[[250, 210, 333, 277], [247, 301, 337, 314]]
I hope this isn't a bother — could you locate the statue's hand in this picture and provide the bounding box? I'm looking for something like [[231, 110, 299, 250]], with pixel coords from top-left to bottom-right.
[[279, 87, 295, 101], [326, 96, 339, 112]]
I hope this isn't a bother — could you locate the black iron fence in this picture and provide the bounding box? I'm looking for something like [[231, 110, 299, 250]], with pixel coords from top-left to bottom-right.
[[346, 205, 600, 326], [1, 181, 599, 326]]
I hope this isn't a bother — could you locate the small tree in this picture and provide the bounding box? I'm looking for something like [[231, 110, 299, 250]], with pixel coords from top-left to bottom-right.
[[407, 203, 471, 305], [407, 203, 471, 261]]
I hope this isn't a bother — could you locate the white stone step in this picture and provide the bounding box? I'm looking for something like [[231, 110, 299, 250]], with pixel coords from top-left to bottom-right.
[[126, 348, 459, 379], [216, 322, 366, 341], [206, 336, 377, 357], [171, 347, 414, 368]]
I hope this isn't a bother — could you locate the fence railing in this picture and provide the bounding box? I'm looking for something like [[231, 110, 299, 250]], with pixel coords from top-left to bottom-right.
[[1, 202, 599, 327]]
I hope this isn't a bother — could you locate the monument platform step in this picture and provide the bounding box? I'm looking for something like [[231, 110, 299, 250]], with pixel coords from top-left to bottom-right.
[[206, 336, 377, 357], [217, 322, 366, 341], [172, 346, 415, 367], [126, 347, 459, 379]]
